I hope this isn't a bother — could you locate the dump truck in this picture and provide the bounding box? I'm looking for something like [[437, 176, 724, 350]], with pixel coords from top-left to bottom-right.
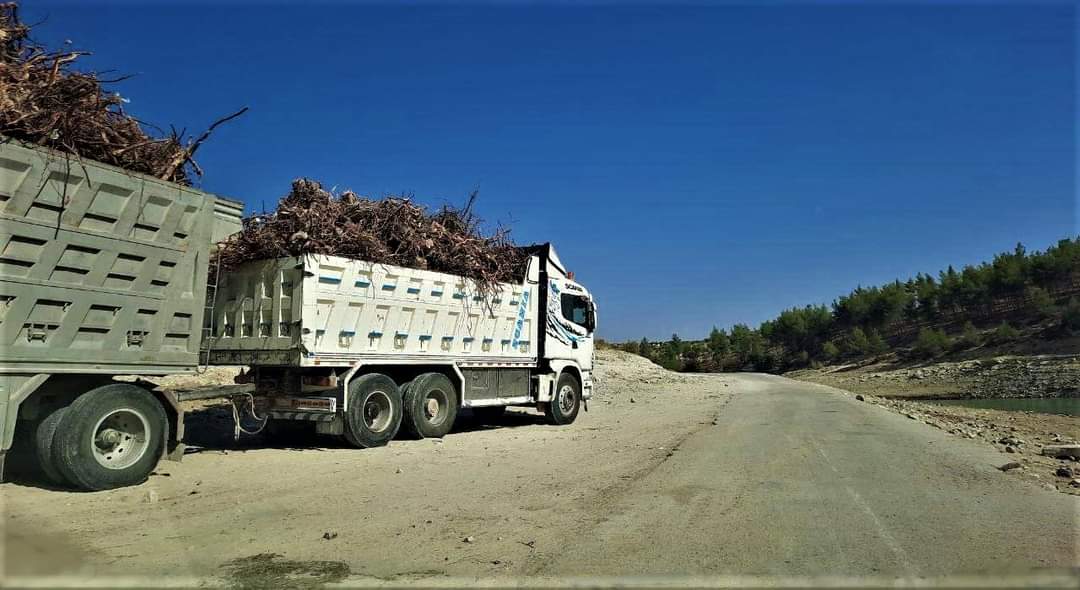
[[1, 139, 597, 491], [206, 246, 597, 447], [0, 138, 243, 490]]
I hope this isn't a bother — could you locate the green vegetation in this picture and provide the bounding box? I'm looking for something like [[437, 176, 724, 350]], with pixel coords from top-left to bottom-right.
[[1062, 298, 1080, 333], [954, 321, 983, 351], [1027, 286, 1057, 319], [913, 328, 950, 359], [613, 237, 1080, 372], [990, 321, 1020, 344]]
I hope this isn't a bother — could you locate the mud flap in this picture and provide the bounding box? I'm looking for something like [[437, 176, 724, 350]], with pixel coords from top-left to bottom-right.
[[153, 388, 185, 462], [165, 443, 186, 462]]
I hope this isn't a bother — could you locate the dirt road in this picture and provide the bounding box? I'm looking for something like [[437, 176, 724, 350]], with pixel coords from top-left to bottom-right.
[[3, 352, 1078, 587]]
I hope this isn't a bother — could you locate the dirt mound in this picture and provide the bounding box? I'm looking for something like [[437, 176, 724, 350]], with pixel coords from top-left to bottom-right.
[[594, 349, 694, 388], [149, 367, 244, 392]]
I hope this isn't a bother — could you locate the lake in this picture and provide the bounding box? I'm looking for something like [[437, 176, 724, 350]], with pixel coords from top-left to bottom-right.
[[924, 397, 1080, 417]]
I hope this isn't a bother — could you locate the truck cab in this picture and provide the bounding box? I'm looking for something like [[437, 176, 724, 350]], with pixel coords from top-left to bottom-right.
[[535, 245, 598, 403]]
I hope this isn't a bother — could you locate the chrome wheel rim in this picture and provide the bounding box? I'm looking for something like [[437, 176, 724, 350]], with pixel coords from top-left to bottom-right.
[[91, 408, 151, 470], [364, 391, 393, 432], [558, 384, 577, 414]]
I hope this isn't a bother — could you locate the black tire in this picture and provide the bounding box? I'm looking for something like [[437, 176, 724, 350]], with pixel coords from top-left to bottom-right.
[[401, 373, 459, 439], [545, 373, 581, 426], [342, 374, 403, 448], [52, 384, 168, 491], [472, 405, 507, 424], [34, 406, 69, 486]]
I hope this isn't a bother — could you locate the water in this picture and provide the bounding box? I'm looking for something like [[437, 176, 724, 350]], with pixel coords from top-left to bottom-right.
[[925, 397, 1080, 417]]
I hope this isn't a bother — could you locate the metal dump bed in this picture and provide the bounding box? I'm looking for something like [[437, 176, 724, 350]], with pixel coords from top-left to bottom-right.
[[207, 254, 539, 368], [0, 138, 243, 374]]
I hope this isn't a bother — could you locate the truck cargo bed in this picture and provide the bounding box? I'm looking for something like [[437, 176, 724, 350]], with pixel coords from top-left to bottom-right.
[[0, 139, 243, 374], [207, 254, 538, 368]]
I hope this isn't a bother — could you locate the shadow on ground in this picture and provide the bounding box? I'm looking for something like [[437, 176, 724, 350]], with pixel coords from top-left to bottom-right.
[[181, 402, 548, 453]]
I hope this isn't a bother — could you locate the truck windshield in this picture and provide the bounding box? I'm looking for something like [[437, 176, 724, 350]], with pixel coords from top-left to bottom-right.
[[561, 293, 594, 331]]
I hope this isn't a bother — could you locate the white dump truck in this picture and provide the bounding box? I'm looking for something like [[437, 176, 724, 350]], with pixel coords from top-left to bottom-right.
[[0, 138, 243, 490], [207, 246, 597, 446], [0, 137, 598, 490]]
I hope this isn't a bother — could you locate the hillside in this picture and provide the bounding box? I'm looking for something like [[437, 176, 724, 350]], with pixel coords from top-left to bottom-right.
[[616, 237, 1080, 374]]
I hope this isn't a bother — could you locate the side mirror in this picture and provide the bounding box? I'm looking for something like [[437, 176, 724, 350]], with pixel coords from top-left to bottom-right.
[[586, 303, 597, 332], [526, 256, 540, 284]]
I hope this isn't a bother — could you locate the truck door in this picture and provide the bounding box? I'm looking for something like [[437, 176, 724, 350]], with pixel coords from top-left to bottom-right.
[[544, 279, 595, 371]]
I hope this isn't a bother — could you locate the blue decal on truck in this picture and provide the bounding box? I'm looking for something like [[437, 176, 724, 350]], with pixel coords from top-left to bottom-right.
[[511, 289, 530, 348]]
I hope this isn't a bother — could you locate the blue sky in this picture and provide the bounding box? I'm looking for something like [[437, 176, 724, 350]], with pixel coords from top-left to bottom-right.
[[26, 1, 1077, 341]]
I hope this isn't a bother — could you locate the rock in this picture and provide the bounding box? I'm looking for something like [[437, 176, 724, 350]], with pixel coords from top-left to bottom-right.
[[1041, 445, 1080, 459], [1071, 479, 1080, 488], [855, 394, 864, 401], [1054, 467, 1073, 478], [322, 531, 338, 540], [629, 397, 636, 404], [1006, 446, 1016, 454], [464, 536, 475, 543], [396, 468, 403, 474], [998, 462, 1022, 472]]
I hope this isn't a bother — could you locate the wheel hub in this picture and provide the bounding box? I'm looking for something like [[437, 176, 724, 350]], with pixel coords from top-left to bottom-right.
[[91, 408, 150, 470], [363, 391, 393, 432], [425, 398, 440, 419], [558, 385, 576, 413], [97, 428, 123, 446], [422, 388, 448, 425]]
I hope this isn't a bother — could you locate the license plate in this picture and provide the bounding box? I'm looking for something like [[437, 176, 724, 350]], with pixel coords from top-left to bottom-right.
[[273, 396, 336, 413]]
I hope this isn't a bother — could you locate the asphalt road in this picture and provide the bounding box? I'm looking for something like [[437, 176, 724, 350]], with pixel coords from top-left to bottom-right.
[[4, 366, 1078, 586], [540, 374, 1079, 579]]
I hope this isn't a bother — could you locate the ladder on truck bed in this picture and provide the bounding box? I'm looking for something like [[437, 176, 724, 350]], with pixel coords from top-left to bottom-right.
[[197, 255, 222, 373]]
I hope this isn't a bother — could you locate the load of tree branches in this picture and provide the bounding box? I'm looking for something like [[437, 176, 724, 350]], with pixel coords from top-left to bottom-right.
[[0, 2, 244, 185], [215, 179, 529, 293]]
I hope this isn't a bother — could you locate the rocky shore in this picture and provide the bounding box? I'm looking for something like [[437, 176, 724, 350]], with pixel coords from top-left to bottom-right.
[[789, 354, 1080, 400]]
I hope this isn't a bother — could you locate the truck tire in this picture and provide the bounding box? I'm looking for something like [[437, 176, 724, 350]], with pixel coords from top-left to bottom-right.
[[34, 407, 69, 486], [52, 384, 168, 491], [401, 373, 459, 439], [342, 374, 402, 448], [544, 373, 581, 426], [472, 406, 506, 424]]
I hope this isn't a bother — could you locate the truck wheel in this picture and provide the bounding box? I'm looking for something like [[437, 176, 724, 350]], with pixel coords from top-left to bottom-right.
[[34, 407, 69, 486], [472, 406, 506, 424], [342, 374, 402, 448], [545, 373, 581, 426], [53, 384, 168, 491], [401, 373, 459, 439]]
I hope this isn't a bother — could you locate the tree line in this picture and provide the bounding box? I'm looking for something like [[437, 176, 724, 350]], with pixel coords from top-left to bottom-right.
[[614, 237, 1080, 373]]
